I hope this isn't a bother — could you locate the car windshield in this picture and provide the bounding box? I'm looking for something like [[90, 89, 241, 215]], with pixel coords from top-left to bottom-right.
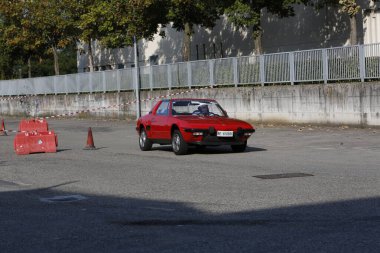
[[171, 100, 227, 117]]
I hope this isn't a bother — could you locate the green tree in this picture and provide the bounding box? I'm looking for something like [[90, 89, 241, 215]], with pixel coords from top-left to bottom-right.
[[0, 18, 15, 79], [225, 0, 308, 55], [86, 0, 223, 63], [98, 0, 168, 48], [0, 0, 45, 78], [73, 0, 108, 72], [0, 1, 77, 77], [0, 35, 18, 80], [75, 0, 168, 69], [167, 0, 224, 61], [27, 0, 77, 75]]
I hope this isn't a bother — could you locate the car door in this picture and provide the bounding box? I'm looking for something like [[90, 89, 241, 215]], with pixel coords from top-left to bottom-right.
[[150, 100, 170, 140]]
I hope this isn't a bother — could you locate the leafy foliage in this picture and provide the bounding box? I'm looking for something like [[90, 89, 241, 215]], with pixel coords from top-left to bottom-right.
[[338, 0, 360, 17], [0, 34, 21, 79], [0, 0, 78, 77], [29, 43, 78, 77], [313, 0, 360, 17], [0, 0, 368, 78], [97, 0, 169, 48], [167, 0, 223, 31], [0, 1, 44, 56]]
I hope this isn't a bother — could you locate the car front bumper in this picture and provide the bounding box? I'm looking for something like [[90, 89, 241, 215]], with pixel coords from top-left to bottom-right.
[[183, 127, 255, 146]]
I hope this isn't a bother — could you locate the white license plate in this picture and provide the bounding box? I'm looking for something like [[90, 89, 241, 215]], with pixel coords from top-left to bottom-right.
[[217, 131, 234, 137]]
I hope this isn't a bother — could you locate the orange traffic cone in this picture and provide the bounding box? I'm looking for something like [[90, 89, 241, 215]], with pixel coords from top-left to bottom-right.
[[84, 127, 96, 150], [0, 119, 7, 136]]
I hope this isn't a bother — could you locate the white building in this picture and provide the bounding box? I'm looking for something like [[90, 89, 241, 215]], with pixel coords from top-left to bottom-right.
[[77, 0, 380, 72]]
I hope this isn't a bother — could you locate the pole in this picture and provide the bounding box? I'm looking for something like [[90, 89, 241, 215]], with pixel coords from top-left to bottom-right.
[[134, 36, 141, 119]]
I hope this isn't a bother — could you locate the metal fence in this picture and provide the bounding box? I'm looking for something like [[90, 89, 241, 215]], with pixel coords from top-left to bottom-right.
[[1, 43, 380, 96]]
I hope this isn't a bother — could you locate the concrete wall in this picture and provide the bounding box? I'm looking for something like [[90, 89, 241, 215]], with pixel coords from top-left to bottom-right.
[[1, 82, 380, 126]]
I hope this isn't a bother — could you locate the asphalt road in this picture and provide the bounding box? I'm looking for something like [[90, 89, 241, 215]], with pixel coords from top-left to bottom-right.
[[0, 118, 379, 253]]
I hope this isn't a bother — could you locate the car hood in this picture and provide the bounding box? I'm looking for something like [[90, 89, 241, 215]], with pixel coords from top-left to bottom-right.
[[175, 116, 253, 129]]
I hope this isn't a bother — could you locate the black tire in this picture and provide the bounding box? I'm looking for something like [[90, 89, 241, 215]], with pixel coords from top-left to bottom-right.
[[139, 128, 152, 151], [172, 130, 188, 155], [231, 141, 247, 153]]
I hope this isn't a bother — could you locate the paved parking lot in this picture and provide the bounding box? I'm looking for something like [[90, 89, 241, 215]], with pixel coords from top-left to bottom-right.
[[0, 118, 379, 253]]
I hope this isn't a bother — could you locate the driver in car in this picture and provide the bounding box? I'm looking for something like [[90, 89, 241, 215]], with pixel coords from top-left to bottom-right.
[[198, 104, 210, 115]]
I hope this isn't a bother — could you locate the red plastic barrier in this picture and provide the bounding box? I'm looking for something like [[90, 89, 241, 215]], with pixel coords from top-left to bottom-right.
[[14, 131, 58, 155], [18, 119, 48, 132]]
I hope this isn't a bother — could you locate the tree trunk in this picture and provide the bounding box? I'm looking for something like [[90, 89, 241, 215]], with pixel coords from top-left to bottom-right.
[[28, 56, 32, 78], [182, 23, 192, 62], [52, 46, 60, 75], [88, 39, 94, 72], [349, 15, 358, 45], [253, 28, 263, 55]]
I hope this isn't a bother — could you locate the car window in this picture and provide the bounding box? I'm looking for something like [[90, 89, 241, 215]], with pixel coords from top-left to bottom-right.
[[156, 101, 169, 116], [172, 100, 226, 117]]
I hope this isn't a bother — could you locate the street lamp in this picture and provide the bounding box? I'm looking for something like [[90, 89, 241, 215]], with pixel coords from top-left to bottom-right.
[[133, 35, 141, 119]]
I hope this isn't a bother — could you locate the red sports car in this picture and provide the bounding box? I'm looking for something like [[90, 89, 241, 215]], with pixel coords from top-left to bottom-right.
[[136, 98, 255, 155]]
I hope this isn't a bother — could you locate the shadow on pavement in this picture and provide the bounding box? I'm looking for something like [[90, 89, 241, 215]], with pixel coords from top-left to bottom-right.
[[0, 185, 378, 253], [151, 145, 267, 155]]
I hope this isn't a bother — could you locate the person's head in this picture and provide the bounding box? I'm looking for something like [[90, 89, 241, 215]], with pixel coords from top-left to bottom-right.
[[198, 104, 209, 115]]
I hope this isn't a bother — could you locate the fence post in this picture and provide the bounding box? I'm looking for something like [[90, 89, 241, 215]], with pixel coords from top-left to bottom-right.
[[233, 58, 239, 87], [209, 60, 215, 87], [77, 74, 80, 94], [102, 71, 106, 93], [54, 76, 57, 95], [16, 80, 20, 96], [149, 65, 153, 91], [89, 73, 93, 94], [260, 55, 265, 86], [322, 49, 328, 84], [64, 75, 68, 95], [116, 70, 121, 92], [359, 44, 365, 82], [187, 62, 192, 89], [167, 64, 172, 90], [289, 52, 295, 85]]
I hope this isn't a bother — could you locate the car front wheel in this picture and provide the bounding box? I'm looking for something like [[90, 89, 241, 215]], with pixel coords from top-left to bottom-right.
[[172, 130, 188, 155], [139, 128, 152, 151], [231, 141, 247, 153]]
